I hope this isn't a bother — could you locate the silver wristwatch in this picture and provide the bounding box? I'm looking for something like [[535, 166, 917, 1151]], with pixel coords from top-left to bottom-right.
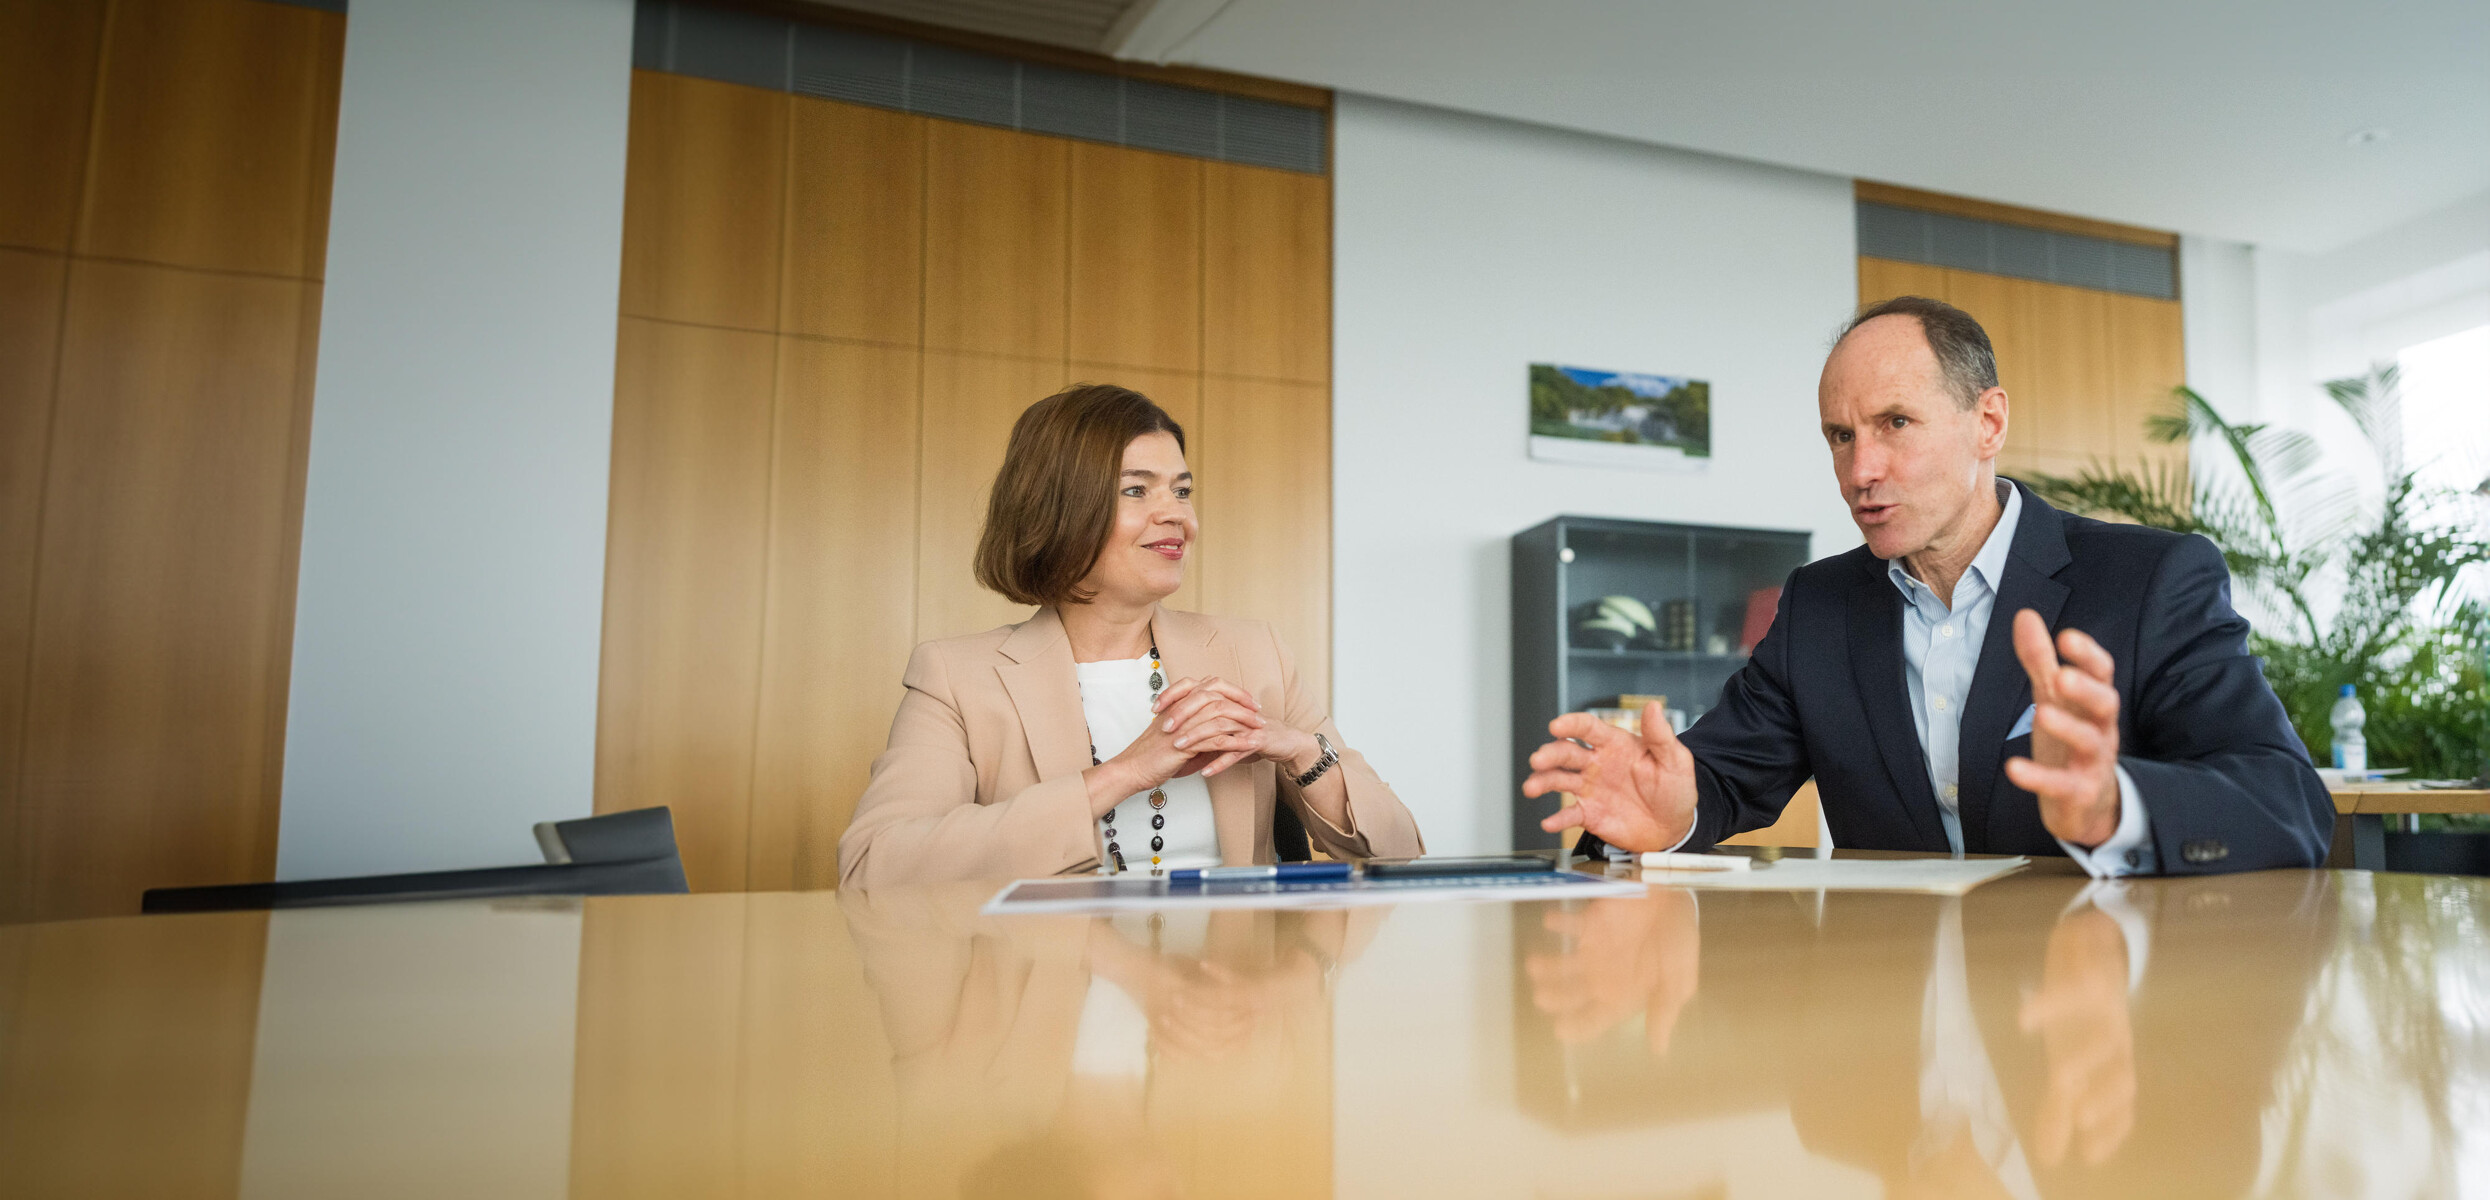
[[1292, 733, 1339, 789]]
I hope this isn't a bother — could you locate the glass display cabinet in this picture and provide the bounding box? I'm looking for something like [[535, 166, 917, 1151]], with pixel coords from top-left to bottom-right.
[[1510, 515, 1811, 850]]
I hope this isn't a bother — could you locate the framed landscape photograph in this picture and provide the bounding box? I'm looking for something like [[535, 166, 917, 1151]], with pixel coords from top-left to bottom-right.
[[1528, 363, 1711, 471]]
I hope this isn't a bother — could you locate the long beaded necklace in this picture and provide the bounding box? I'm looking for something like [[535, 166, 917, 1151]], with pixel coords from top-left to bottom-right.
[[1090, 640, 1168, 875]]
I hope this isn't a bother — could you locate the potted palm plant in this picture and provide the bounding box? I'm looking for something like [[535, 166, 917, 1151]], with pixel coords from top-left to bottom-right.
[[2025, 366, 2490, 863]]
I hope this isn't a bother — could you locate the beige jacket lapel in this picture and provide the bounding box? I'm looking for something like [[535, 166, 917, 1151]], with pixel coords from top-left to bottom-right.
[[995, 607, 1094, 784], [1152, 607, 1259, 865]]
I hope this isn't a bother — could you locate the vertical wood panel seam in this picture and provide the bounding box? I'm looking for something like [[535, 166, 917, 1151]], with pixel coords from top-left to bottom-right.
[[9, 0, 118, 917], [742, 111, 801, 893]]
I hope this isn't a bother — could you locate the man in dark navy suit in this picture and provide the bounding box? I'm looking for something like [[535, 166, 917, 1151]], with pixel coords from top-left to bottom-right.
[[1526, 296, 2331, 875]]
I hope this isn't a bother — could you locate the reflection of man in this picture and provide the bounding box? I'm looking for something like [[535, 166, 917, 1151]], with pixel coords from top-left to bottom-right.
[[1527, 296, 2332, 875]]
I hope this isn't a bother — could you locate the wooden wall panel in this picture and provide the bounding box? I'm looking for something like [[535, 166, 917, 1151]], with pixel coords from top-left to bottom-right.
[[595, 318, 779, 893], [783, 99, 925, 346], [924, 121, 1068, 358], [748, 340, 921, 893], [1199, 377, 1331, 699], [0, 911, 268, 1199], [1068, 143, 1202, 371], [0, 249, 67, 919], [0, 0, 105, 252], [1205, 163, 1330, 384], [77, 0, 342, 278], [17, 262, 311, 921], [1941, 270, 2039, 464], [1857, 252, 2185, 487], [2022, 281, 2113, 474], [2107, 293, 2187, 468], [1854, 256, 1950, 312], [916, 352, 1067, 642], [617, 71, 788, 333]]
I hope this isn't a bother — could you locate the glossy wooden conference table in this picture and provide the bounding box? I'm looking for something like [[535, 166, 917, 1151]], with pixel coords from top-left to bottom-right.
[[5, 857, 2486, 1198]]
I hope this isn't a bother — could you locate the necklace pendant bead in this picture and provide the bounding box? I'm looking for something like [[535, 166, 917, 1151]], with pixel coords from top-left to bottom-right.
[[1151, 813, 1164, 829], [1149, 789, 1167, 809]]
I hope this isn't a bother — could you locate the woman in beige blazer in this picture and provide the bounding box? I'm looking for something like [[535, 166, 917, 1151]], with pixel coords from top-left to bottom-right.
[[839, 384, 1423, 889]]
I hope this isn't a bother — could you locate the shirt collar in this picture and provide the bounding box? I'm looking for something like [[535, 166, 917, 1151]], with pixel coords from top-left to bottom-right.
[[1887, 479, 2022, 605]]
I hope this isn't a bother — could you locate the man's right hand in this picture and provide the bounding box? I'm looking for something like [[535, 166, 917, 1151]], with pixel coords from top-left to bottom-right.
[[1522, 703, 1698, 853]]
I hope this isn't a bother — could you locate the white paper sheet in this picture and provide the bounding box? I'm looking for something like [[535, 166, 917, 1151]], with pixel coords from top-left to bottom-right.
[[1635, 855, 2030, 895], [984, 869, 1648, 915]]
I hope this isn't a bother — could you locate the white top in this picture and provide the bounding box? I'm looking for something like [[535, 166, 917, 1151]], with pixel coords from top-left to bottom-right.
[[1077, 656, 1220, 874]]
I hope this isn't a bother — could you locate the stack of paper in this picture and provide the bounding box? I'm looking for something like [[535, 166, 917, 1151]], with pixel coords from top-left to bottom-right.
[[1637, 855, 2029, 895]]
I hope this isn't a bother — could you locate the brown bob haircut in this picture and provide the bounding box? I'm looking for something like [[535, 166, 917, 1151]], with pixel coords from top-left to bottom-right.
[[974, 383, 1188, 606]]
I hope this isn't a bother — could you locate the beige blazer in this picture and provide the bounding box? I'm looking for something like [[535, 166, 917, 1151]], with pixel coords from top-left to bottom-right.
[[838, 606, 1424, 890]]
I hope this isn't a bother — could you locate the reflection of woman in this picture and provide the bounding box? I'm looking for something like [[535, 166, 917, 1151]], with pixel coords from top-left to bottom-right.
[[839, 384, 1422, 889]]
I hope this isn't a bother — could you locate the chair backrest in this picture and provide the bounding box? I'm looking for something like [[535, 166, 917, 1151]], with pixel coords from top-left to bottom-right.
[[142, 807, 689, 914]]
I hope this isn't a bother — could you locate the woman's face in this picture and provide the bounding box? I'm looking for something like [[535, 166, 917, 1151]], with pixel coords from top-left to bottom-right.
[[1077, 431, 1195, 608]]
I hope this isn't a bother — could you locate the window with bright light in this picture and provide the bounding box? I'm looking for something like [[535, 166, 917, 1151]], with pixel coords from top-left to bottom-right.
[[2397, 323, 2490, 604]]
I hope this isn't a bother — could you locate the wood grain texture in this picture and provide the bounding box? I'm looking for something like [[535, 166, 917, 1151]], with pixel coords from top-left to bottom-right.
[[782, 98, 924, 345], [77, 0, 342, 277], [595, 318, 778, 893], [915, 351, 1065, 643], [0, 0, 105, 252], [1204, 162, 1329, 384], [567, 894, 900, 1197], [15, 261, 309, 922], [0, 249, 67, 921], [748, 339, 921, 893], [924, 121, 1067, 357], [617, 70, 788, 333], [2105, 292, 2187, 468], [0, 911, 267, 1199], [1854, 256, 1951, 309], [1941, 268, 2039, 464], [2022, 280, 2113, 465], [1068, 143, 1202, 372], [568, 895, 750, 1199], [1198, 376, 1329, 700]]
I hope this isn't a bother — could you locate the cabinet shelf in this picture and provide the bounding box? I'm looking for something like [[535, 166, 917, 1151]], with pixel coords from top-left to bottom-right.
[[1512, 514, 1810, 850], [1568, 648, 1749, 663]]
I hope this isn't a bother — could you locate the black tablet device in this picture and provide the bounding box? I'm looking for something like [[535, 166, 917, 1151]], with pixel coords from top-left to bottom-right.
[[1360, 853, 1562, 878]]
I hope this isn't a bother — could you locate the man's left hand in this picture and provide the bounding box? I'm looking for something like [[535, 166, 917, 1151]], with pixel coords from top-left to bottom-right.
[[2004, 609, 2122, 848]]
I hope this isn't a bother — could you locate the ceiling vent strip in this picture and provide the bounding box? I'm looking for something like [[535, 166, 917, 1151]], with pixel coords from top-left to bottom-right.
[[632, 0, 1327, 175], [1855, 201, 2176, 301]]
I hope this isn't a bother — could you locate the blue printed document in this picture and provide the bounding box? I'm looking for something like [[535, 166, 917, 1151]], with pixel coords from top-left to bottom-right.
[[985, 869, 1646, 914]]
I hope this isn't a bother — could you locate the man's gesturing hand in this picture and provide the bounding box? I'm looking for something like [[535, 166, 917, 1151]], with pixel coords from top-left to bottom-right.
[[1522, 703, 1698, 853], [2004, 609, 2123, 848]]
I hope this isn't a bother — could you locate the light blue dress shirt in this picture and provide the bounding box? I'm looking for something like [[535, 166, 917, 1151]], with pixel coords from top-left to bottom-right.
[[1888, 482, 2155, 877]]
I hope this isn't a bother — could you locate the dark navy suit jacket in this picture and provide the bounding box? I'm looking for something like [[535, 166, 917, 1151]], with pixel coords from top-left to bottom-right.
[[1650, 481, 2331, 873]]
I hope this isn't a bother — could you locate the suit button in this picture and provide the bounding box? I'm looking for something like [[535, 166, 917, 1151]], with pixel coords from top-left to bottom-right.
[[2124, 849, 2141, 868], [2182, 839, 2228, 864]]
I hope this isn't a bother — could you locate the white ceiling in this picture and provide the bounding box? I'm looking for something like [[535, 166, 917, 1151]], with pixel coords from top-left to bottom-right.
[[1051, 0, 2490, 253]]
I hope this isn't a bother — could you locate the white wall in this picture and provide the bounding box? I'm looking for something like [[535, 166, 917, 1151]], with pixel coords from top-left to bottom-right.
[[279, 0, 635, 879], [2183, 187, 2490, 435], [1331, 95, 1862, 854]]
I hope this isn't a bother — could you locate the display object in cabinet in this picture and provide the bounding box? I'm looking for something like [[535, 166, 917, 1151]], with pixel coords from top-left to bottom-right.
[[1510, 515, 1810, 850]]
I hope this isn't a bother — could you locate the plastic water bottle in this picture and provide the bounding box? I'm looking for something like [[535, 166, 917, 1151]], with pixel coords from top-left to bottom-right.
[[2329, 684, 2367, 773]]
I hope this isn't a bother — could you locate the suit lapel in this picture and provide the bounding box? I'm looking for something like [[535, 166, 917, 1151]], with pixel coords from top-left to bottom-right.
[[1845, 561, 1954, 852], [996, 607, 1094, 784], [1152, 608, 1258, 864], [1956, 482, 2074, 852]]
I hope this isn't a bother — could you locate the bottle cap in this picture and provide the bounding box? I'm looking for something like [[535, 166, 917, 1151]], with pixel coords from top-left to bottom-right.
[[2339, 684, 2357, 697]]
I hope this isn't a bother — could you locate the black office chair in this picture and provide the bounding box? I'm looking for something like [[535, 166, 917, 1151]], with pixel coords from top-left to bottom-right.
[[1274, 801, 1313, 862], [141, 806, 691, 914]]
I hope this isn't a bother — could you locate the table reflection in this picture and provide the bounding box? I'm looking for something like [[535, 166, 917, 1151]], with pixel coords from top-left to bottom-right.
[[0, 868, 2485, 1198], [841, 882, 1360, 1199]]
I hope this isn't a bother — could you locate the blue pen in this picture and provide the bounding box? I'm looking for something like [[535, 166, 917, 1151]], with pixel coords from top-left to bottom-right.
[[1169, 862, 1353, 885]]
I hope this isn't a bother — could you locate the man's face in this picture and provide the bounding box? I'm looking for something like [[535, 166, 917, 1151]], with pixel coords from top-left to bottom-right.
[[1818, 315, 2007, 561]]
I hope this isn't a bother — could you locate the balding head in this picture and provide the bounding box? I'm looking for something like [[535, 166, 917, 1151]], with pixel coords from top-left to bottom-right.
[[1818, 298, 2011, 568], [1832, 296, 1999, 410]]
